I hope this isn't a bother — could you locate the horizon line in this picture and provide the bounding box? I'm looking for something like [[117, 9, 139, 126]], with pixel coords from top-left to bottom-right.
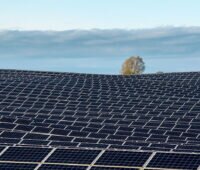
[[1, 26, 200, 32]]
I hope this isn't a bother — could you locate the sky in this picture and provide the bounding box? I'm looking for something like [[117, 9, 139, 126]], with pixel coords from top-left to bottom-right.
[[0, 0, 200, 30], [0, 0, 200, 74], [1, 28, 200, 74]]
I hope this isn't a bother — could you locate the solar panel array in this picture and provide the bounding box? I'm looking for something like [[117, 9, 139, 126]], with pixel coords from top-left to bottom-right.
[[0, 69, 200, 169]]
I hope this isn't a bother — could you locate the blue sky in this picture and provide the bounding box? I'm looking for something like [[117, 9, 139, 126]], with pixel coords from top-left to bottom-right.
[[1, 28, 200, 74], [0, 0, 200, 30], [0, 0, 200, 74]]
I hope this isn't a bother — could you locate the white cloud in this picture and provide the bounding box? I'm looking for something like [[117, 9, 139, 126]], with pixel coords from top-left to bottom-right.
[[0, 27, 200, 59]]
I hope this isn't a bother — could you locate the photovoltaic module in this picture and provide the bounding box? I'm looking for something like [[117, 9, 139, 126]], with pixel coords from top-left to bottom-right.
[[0, 69, 199, 169]]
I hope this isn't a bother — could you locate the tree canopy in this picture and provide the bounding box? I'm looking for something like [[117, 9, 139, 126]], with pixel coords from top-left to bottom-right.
[[121, 56, 145, 75]]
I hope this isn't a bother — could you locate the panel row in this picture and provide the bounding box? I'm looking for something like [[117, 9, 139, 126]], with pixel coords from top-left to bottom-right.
[[0, 113, 200, 153], [0, 146, 200, 169]]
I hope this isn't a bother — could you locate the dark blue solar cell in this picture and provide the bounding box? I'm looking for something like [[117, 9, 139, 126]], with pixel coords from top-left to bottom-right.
[[21, 139, 49, 145], [95, 151, 151, 166], [38, 164, 87, 170], [90, 167, 139, 170], [147, 153, 200, 170], [15, 119, 32, 125], [69, 131, 88, 137], [0, 131, 25, 138], [32, 127, 52, 133], [0, 117, 16, 123], [50, 141, 78, 147], [0, 147, 51, 162], [0, 138, 21, 144], [0, 163, 37, 170], [14, 124, 34, 131], [23, 133, 49, 140], [51, 129, 70, 136], [0, 122, 16, 129], [46, 149, 100, 164]]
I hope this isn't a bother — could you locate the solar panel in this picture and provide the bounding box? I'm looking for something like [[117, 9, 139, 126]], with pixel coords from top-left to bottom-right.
[[0, 146, 51, 162], [38, 164, 87, 170], [46, 149, 101, 164], [147, 153, 200, 170], [0, 122, 16, 129], [0, 163, 37, 170], [0, 138, 21, 144], [1, 70, 200, 169], [90, 167, 139, 170], [95, 151, 151, 167], [0, 131, 26, 138]]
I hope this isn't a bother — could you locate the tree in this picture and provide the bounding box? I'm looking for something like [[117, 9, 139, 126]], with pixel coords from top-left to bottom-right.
[[121, 56, 145, 75]]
